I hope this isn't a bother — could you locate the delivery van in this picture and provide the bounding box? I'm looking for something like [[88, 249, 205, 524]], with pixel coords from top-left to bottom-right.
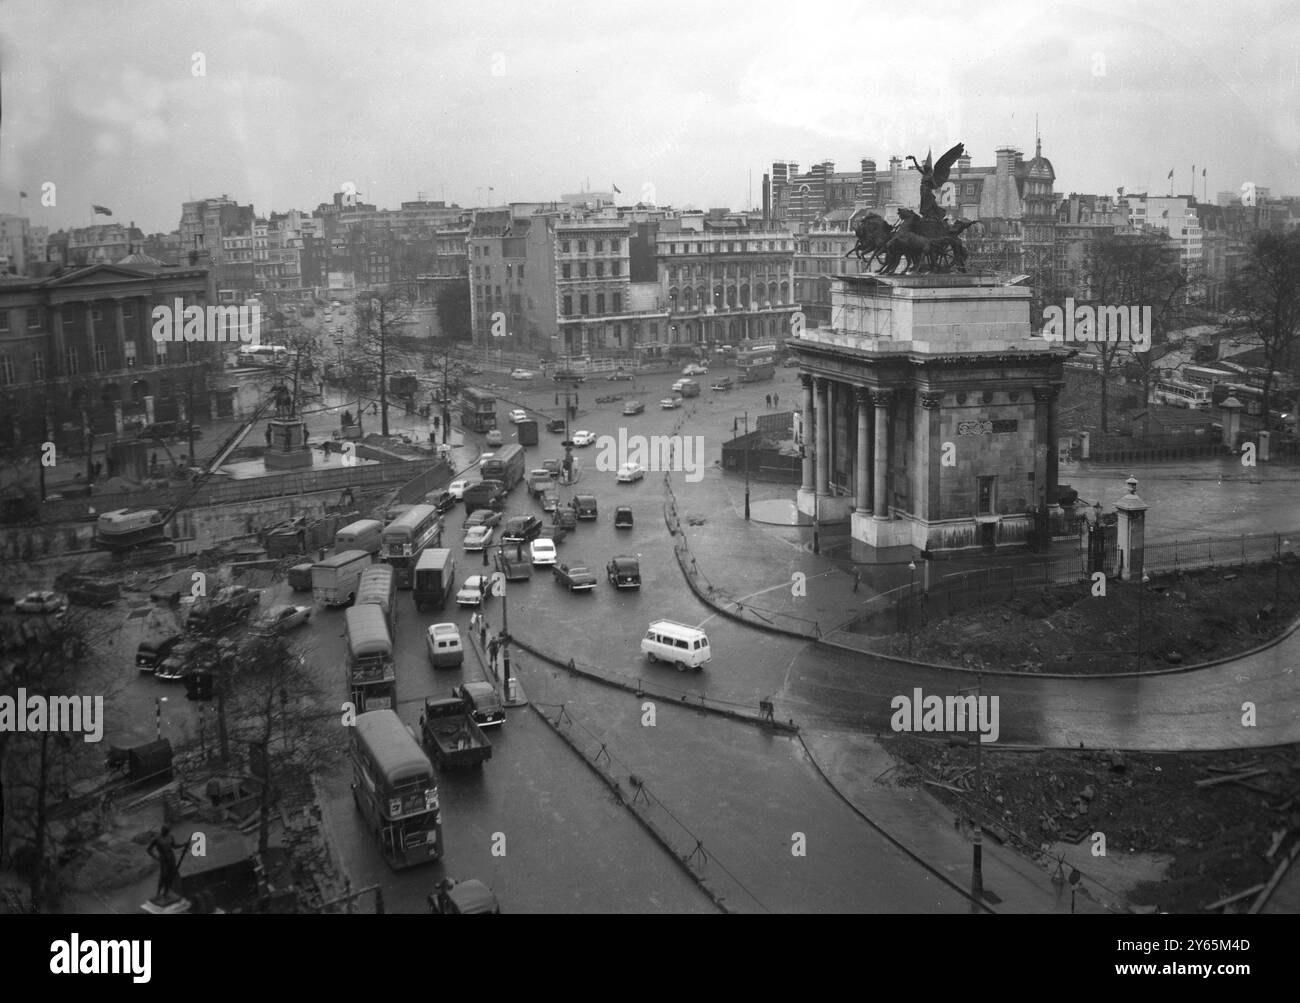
[[640, 619, 711, 671]]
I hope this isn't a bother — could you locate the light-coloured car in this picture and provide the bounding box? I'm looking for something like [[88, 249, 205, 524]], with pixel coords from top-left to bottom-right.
[[426, 623, 464, 668], [510, 369, 536, 380], [616, 462, 645, 483], [660, 397, 682, 409], [682, 363, 709, 375], [447, 479, 472, 500], [15, 590, 68, 615], [463, 525, 494, 550], [252, 604, 312, 635], [456, 575, 490, 607], [571, 430, 596, 446], [509, 408, 528, 424], [485, 429, 504, 447], [530, 538, 557, 566]]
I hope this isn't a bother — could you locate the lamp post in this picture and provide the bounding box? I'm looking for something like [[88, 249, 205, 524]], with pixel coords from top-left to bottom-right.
[[1135, 571, 1150, 671], [907, 560, 917, 657]]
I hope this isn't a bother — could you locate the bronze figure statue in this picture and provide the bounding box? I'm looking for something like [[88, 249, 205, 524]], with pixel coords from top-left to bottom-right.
[[906, 141, 965, 221]]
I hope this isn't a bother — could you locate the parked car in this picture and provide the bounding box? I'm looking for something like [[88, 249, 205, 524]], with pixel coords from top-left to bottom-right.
[[622, 400, 645, 416], [502, 514, 543, 544], [510, 368, 536, 380], [15, 590, 69, 615], [613, 506, 634, 528], [682, 363, 709, 376], [553, 562, 598, 591], [542, 458, 563, 477], [530, 538, 557, 566], [571, 494, 598, 519], [214, 585, 261, 612], [463, 525, 494, 550], [463, 509, 503, 530], [456, 575, 491, 607], [660, 397, 682, 409], [606, 555, 642, 590], [606, 370, 633, 381], [155, 640, 203, 682], [571, 430, 597, 447], [455, 682, 505, 729], [539, 486, 560, 513], [447, 479, 472, 500], [509, 408, 528, 424], [782, 357, 799, 367], [485, 429, 504, 447], [251, 604, 312, 636], [552, 508, 578, 531], [616, 462, 645, 483], [546, 417, 567, 433]]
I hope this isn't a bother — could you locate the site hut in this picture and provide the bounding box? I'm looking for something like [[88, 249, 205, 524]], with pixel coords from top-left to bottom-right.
[[788, 273, 1069, 554]]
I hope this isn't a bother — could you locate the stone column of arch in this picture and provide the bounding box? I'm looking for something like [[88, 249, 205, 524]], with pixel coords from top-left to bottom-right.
[[799, 373, 815, 493], [872, 388, 893, 519], [815, 377, 830, 498], [1034, 384, 1063, 505], [855, 386, 871, 514]]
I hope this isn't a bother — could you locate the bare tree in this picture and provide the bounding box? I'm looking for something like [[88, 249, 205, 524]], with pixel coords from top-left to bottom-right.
[[1227, 231, 1300, 427], [1082, 233, 1188, 432], [353, 289, 414, 437]]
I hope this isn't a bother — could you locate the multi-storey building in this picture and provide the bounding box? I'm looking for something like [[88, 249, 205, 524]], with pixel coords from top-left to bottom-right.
[[0, 215, 31, 274], [0, 255, 220, 452]]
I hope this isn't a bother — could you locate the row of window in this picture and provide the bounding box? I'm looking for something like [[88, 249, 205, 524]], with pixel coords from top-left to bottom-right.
[[0, 301, 145, 331], [661, 240, 791, 254], [561, 261, 621, 279], [474, 263, 527, 281], [0, 341, 182, 386], [561, 292, 624, 317], [666, 283, 789, 311], [667, 265, 785, 282], [559, 238, 622, 255]]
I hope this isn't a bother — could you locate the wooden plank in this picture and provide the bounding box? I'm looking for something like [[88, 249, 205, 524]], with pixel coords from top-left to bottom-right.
[[1202, 883, 1266, 911], [924, 780, 966, 794], [1195, 768, 1268, 788], [1205, 760, 1263, 774], [1248, 840, 1300, 914]]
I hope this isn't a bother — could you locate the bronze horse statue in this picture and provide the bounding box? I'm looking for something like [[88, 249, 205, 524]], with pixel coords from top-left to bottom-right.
[[894, 208, 980, 272], [844, 211, 893, 265]]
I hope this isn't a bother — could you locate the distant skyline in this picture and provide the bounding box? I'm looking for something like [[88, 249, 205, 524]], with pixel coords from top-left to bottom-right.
[[3, 0, 1298, 234]]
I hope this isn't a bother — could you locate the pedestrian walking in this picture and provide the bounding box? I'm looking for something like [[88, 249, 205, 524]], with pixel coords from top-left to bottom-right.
[[488, 636, 500, 672], [852, 568, 861, 593], [765, 393, 772, 408], [470, 610, 481, 633], [265, 425, 273, 446], [479, 619, 488, 648], [774, 393, 779, 408]]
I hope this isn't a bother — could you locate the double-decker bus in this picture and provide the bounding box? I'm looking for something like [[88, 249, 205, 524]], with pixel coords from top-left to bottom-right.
[[345, 605, 396, 711], [350, 709, 443, 869], [1152, 379, 1211, 409], [380, 503, 443, 589], [93, 508, 169, 551], [735, 342, 777, 383], [355, 564, 397, 633], [459, 387, 497, 432], [480, 443, 525, 492]]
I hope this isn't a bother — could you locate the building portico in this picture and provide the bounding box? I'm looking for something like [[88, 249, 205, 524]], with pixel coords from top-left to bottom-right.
[[793, 273, 1067, 553]]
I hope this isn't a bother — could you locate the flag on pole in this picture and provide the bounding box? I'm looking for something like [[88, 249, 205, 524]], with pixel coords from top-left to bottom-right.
[[92, 204, 113, 216], [19, 190, 28, 198], [612, 183, 621, 194], [1167, 169, 1174, 180]]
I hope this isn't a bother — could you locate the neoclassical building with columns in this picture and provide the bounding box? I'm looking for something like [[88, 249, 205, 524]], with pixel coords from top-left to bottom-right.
[[0, 257, 223, 452], [790, 273, 1068, 553]]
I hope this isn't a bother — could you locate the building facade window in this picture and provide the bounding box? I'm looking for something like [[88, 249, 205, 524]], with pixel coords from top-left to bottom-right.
[[579, 262, 588, 278], [0, 311, 9, 332], [612, 261, 621, 276], [0, 354, 14, 386], [92, 306, 103, 322], [596, 293, 606, 313], [64, 346, 79, 375], [124, 341, 137, 367], [612, 293, 621, 313], [94, 343, 108, 372], [578, 240, 587, 253], [31, 351, 44, 381], [580, 295, 589, 315], [561, 240, 570, 253], [595, 262, 604, 278], [595, 239, 603, 252], [26, 308, 40, 329], [562, 263, 571, 279]]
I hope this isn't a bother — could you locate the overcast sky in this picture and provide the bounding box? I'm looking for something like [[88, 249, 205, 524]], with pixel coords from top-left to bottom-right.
[[3, 0, 1297, 234]]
